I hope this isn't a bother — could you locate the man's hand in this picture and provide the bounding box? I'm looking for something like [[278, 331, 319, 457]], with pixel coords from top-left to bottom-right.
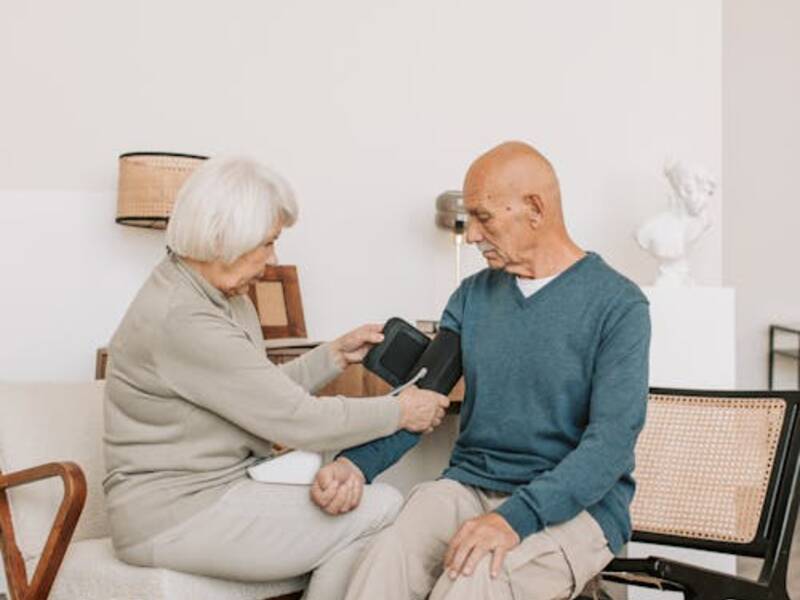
[[398, 387, 450, 433], [444, 513, 521, 579], [310, 457, 365, 515], [330, 324, 384, 370]]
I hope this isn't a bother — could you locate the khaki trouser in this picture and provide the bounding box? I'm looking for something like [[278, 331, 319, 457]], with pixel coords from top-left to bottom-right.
[[345, 479, 614, 600], [116, 479, 403, 600]]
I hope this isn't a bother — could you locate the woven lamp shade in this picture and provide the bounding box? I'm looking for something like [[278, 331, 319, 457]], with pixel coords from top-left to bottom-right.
[[116, 152, 207, 228]]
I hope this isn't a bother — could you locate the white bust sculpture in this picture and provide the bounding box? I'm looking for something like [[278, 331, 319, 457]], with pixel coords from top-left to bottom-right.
[[635, 159, 717, 286]]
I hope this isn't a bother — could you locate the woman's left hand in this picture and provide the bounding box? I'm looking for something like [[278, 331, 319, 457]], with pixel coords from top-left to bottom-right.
[[330, 324, 384, 369]]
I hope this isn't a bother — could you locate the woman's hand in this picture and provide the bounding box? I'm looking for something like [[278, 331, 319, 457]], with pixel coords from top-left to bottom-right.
[[398, 387, 450, 433], [310, 457, 365, 515], [330, 324, 385, 370]]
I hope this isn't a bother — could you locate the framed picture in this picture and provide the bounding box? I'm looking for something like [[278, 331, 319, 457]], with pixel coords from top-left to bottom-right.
[[248, 265, 307, 339]]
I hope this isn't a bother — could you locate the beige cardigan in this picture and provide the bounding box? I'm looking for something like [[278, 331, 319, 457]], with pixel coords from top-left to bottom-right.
[[103, 253, 401, 550]]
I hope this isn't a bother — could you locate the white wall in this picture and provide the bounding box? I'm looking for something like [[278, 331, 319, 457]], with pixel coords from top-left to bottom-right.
[[0, 0, 723, 384], [723, 4, 800, 589], [723, 0, 800, 389], [0, 3, 725, 596]]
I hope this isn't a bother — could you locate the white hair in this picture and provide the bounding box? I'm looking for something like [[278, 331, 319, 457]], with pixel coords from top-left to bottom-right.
[[166, 156, 298, 263]]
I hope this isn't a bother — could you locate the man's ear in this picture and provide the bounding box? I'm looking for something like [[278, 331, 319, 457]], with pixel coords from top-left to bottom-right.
[[522, 194, 545, 228]]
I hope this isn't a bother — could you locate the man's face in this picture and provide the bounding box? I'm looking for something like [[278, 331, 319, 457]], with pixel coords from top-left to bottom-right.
[[463, 182, 535, 272]]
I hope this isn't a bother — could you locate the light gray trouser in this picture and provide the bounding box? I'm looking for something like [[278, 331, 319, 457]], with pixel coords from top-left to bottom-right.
[[345, 479, 614, 600], [117, 479, 403, 600]]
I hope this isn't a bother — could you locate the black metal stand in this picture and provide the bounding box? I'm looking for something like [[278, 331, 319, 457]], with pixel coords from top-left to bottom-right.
[[769, 324, 800, 390]]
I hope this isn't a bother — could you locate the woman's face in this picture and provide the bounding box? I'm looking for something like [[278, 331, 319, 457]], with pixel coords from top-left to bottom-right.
[[215, 221, 282, 297]]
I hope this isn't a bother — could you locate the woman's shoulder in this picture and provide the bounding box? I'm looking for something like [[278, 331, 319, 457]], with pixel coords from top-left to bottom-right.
[[132, 258, 200, 321], [112, 258, 212, 347]]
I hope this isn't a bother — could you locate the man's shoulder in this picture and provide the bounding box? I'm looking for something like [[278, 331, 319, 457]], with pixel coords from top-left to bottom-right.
[[585, 253, 648, 307]]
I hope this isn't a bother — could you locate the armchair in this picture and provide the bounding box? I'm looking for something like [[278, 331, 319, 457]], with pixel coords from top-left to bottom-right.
[[598, 388, 800, 600], [0, 382, 305, 600]]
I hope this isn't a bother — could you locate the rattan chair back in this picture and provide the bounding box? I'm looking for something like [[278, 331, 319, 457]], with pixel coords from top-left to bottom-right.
[[630, 389, 798, 557]]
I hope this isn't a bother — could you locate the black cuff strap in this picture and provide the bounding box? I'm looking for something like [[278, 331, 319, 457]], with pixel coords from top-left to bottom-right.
[[363, 317, 462, 395]]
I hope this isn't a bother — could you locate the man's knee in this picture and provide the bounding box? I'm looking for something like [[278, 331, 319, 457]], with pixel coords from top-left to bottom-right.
[[431, 559, 504, 600], [358, 498, 432, 560]]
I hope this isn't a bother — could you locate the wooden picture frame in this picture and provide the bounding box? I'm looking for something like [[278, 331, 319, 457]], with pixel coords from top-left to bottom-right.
[[248, 265, 307, 339]]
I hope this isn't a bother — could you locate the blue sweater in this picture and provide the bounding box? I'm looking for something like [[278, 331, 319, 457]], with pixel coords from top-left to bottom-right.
[[341, 252, 650, 553]]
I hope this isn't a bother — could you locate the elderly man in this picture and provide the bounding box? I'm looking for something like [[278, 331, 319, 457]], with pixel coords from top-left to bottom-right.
[[312, 141, 651, 600]]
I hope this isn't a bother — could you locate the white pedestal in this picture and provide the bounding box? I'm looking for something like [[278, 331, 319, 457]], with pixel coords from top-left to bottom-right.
[[645, 286, 736, 390], [628, 286, 736, 600]]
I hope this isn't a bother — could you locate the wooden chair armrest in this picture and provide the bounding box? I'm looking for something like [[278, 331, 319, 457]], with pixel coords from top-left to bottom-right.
[[0, 462, 87, 600]]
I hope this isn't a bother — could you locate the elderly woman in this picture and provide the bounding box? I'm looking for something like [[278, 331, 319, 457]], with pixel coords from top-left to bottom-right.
[[103, 157, 448, 600]]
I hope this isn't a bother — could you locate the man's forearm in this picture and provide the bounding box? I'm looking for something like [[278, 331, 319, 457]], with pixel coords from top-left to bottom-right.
[[338, 429, 421, 482]]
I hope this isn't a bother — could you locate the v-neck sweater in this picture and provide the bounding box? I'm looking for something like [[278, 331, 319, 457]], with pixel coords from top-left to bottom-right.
[[342, 253, 650, 553]]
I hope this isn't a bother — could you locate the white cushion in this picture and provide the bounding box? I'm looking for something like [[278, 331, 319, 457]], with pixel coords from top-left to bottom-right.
[[0, 381, 110, 560], [26, 538, 307, 600]]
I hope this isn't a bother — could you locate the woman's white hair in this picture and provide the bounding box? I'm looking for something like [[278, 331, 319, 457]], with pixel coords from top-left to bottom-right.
[[166, 156, 298, 263]]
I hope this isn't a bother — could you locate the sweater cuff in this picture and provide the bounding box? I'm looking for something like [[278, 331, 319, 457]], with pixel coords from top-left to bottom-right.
[[494, 494, 544, 541], [318, 342, 346, 378], [337, 448, 381, 483], [337, 429, 419, 483], [370, 395, 404, 437]]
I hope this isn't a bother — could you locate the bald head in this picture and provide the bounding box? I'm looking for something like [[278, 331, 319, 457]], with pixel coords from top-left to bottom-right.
[[464, 141, 562, 219], [462, 141, 581, 276]]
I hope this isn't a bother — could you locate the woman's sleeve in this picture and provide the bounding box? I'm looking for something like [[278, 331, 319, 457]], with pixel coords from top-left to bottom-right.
[[277, 343, 343, 393], [153, 305, 401, 451]]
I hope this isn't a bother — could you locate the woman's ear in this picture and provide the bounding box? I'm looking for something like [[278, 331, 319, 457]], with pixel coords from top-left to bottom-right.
[[522, 194, 545, 228]]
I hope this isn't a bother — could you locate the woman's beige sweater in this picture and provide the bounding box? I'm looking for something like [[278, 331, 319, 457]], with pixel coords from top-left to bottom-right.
[[103, 254, 400, 550]]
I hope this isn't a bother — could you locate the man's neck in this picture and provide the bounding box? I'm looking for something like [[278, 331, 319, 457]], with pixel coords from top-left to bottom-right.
[[508, 239, 586, 279]]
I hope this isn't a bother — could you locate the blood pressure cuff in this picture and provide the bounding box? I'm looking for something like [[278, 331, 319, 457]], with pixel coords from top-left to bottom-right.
[[363, 317, 462, 395]]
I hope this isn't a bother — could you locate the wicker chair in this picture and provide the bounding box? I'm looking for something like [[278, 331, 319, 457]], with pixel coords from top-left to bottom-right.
[[600, 388, 800, 600]]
